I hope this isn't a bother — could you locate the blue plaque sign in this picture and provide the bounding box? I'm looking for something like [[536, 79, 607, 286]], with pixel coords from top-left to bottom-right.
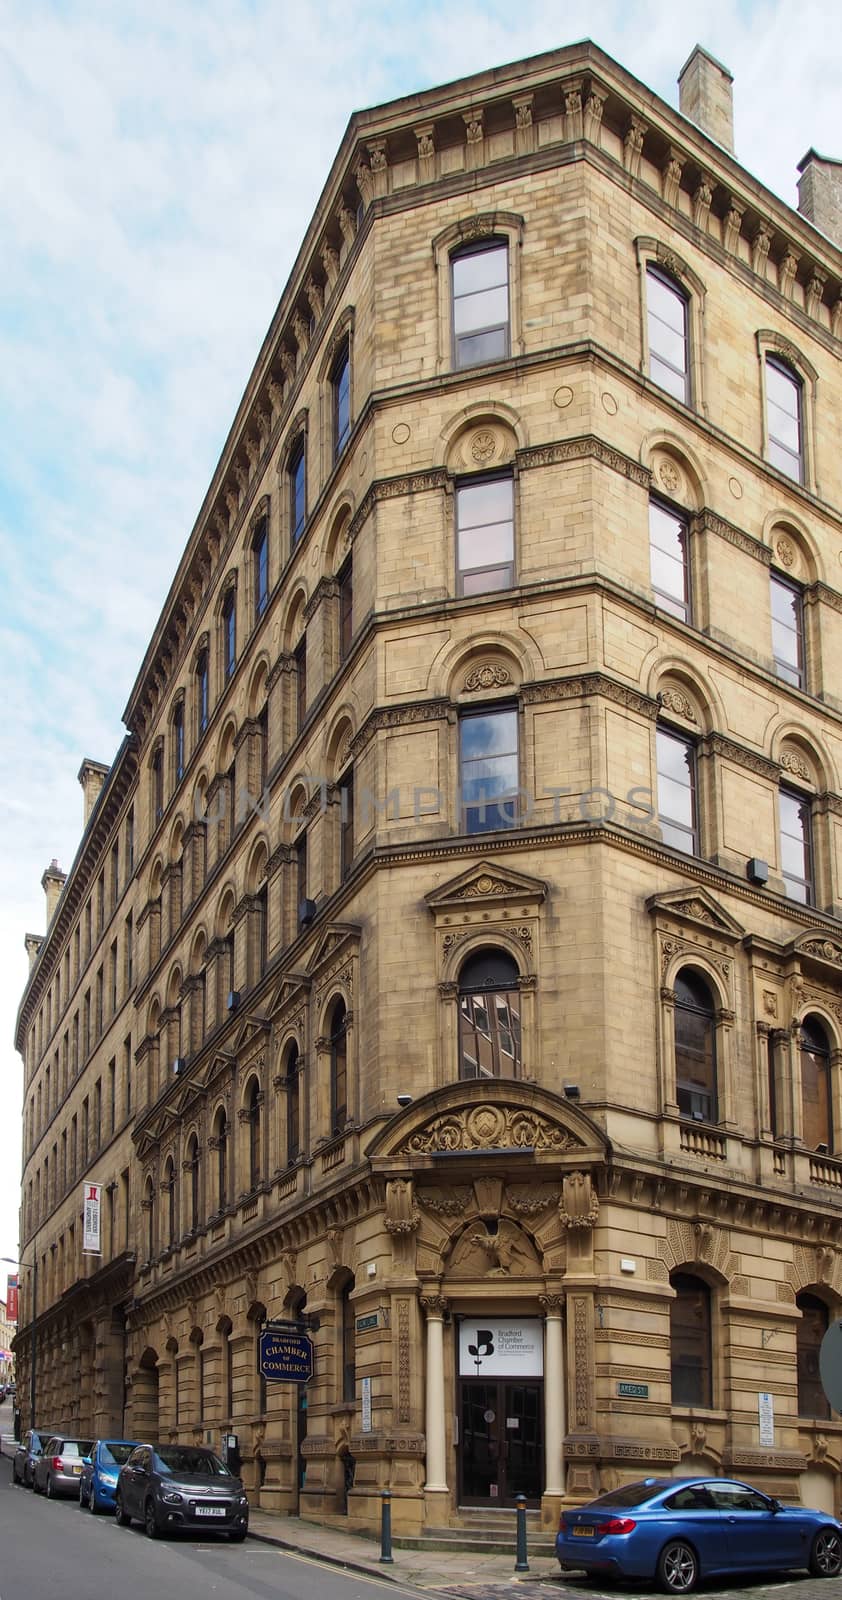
[[259, 1328, 314, 1383]]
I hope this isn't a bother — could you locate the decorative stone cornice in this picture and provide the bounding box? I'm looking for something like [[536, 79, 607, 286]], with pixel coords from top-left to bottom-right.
[[692, 508, 771, 565], [348, 698, 451, 760], [521, 673, 658, 720], [347, 468, 448, 547], [705, 734, 780, 782], [303, 577, 340, 623], [517, 434, 651, 488]]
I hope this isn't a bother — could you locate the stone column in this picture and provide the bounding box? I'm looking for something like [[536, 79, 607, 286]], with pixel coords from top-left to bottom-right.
[[421, 1295, 449, 1497], [541, 1294, 565, 1496]]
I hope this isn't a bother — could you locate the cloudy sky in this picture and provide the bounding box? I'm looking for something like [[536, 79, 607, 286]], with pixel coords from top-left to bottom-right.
[[1, 0, 840, 1291]]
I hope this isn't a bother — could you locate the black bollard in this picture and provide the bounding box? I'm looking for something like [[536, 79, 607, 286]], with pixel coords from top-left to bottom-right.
[[514, 1493, 529, 1573], [379, 1488, 394, 1563]]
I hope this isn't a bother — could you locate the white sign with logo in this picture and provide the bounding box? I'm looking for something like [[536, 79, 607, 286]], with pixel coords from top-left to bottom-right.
[[758, 1391, 774, 1447], [361, 1375, 372, 1433], [83, 1181, 103, 1254], [459, 1318, 543, 1378]]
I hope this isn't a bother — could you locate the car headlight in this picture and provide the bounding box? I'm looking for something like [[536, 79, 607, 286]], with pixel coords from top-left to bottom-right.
[[101, 1473, 117, 1487], [238, 1495, 249, 1506], [162, 1491, 184, 1505]]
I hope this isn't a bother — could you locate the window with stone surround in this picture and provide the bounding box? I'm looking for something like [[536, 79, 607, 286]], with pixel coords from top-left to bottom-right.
[[800, 1015, 832, 1151], [779, 786, 813, 904], [459, 704, 518, 834], [649, 499, 690, 622], [770, 571, 804, 688], [765, 356, 803, 482], [646, 266, 689, 402], [458, 948, 521, 1080], [674, 970, 717, 1122], [656, 726, 697, 855], [456, 473, 514, 595], [331, 340, 351, 459], [670, 1271, 712, 1406], [252, 516, 269, 621], [289, 437, 306, 546], [222, 586, 236, 684], [329, 998, 348, 1136], [284, 1041, 301, 1164], [796, 1291, 830, 1418], [451, 238, 509, 368]]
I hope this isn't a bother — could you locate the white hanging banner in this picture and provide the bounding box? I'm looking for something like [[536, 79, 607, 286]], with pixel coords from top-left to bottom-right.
[[83, 1181, 103, 1254]]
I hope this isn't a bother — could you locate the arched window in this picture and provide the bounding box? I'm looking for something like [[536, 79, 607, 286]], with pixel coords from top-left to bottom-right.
[[675, 971, 717, 1122], [340, 1276, 356, 1402], [458, 949, 521, 1080], [332, 342, 351, 458], [213, 1109, 228, 1210], [144, 1176, 155, 1262], [646, 267, 689, 402], [329, 1000, 348, 1135], [253, 518, 268, 621], [796, 1293, 830, 1419], [801, 1016, 832, 1151], [670, 1272, 712, 1406], [285, 1043, 301, 1164], [186, 1134, 200, 1233], [164, 1158, 176, 1249], [766, 356, 803, 482], [222, 588, 236, 683], [247, 1080, 261, 1189]]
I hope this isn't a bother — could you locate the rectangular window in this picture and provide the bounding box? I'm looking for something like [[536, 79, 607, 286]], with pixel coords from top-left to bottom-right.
[[780, 787, 813, 903], [124, 1036, 132, 1118], [646, 266, 689, 403], [460, 706, 519, 834], [289, 440, 306, 544], [332, 345, 351, 457], [173, 703, 185, 784], [339, 558, 353, 661], [295, 830, 308, 913], [254, 520, 268, 619], [223, 592, 236, 682], [456, 475, 514, 595], [126, 806, 134, 874], [452, 240, 509, 367], [294, 636, 307, 732], [152, 749, 164, 825], [340, 769, 354, 881], [95, 968, 103, 1037], [110, 940, 118, 1014], [649, 499, 690, 622], [97, 871, 105, 932], [770, 572, 804, 687], [766, 357, 803, 482], [125, 913, 133, 992], [196, 652, 209, 736], [109, 1058, 116, 1134], [657, 727, 697, 854], [111, 840, 119, 906]]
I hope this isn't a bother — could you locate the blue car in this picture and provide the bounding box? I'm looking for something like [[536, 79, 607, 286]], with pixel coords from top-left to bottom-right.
[[556, 1476, 842, 1593], [79, 1439, 141, 1513]]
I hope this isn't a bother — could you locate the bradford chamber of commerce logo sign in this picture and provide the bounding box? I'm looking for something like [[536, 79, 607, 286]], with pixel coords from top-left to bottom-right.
[[459, 1318, 543, 1378], [258, 1327, 314, 1384]]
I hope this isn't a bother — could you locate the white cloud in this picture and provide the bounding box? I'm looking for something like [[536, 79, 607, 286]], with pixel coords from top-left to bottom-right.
[[1, 0, 840, 1271]]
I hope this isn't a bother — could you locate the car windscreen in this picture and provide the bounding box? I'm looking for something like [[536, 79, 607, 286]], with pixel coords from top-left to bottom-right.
[[101, 1443, 136, 1466], [588, 1481, 671, 1508], [153, 1448, 231, 1477]]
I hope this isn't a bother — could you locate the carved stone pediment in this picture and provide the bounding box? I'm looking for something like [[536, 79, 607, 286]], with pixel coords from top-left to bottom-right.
[[647, 887, 743, 940], [791, 932, 842, 974], [402, 1103, 580, 1156], [446, 1217, 541, 1278], [306, 922, 361, 1001], [426, 860, 547, 914]]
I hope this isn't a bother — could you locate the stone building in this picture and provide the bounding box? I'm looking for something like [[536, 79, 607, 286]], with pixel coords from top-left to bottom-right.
[[14, 39, 842, 1533]]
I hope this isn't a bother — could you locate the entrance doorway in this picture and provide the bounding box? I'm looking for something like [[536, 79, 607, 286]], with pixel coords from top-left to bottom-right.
[[459, 1378, 543, 1505]]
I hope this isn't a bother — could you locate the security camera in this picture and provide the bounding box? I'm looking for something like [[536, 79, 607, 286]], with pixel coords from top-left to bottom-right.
[[396, 1094, 413, 1108]]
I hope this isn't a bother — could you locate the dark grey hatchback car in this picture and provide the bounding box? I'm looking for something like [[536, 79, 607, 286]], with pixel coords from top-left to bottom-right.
[[115, 1444, 249, 1540]]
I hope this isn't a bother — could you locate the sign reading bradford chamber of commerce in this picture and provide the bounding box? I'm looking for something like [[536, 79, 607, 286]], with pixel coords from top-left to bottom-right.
[[459, 1318, 543, 1377], [82, 1182, 102, 1254], [258, 1328, 314, 1383]]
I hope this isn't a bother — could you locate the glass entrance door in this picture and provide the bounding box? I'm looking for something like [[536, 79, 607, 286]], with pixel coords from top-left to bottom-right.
[[459, 1379, 543, 1505]]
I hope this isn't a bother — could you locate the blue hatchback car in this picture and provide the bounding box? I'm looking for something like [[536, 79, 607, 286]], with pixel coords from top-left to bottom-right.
[[79, 1440, 140, 1513], [556, 1476, 842, 1593]]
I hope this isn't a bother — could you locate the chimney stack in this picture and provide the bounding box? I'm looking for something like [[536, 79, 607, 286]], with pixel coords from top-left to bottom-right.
[[797, 150, 842, 249], [24, 932, 44, 971], [42, 858, 67, 928], [78, 757, 110, 827], [678, 45, 734, 154]]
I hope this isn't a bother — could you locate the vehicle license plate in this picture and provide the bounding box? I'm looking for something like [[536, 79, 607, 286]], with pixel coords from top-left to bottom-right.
[[72, 1465, 82, 1475], [196, 1506, 226, 1517], [572, 1526, 594, 1537]]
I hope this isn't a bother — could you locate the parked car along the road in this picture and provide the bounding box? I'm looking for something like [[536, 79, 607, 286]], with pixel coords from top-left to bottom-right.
[[556, 1476, 842, 1593], [33, 1435, 94, 1498], [80, 1440, 140, 1513], [115, 1443, 249, 1540], [12, 1428, 55, 1488]]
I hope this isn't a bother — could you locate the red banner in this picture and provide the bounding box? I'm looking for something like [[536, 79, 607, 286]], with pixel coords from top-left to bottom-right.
[[6, 1274, 18, 1323]]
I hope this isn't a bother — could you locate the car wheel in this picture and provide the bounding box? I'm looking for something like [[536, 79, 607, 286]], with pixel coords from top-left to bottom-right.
[[145, 1499, 161, 1540], [657, 1539, 698, 1594], [78, 1487, 87, 1508], [114, 1493, 130, 1527], [229, 1527, 247, 1543], [89, 1486, 99, 1513], [810, 1528, 842, 1577], [46, 1476, 54, 1500]]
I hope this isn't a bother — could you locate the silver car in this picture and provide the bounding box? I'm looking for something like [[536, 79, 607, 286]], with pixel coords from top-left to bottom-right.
[[33, 1435, 94, 1498]]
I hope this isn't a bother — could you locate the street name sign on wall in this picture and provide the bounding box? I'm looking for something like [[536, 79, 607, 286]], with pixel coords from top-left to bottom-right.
[[259, 1329, 314, 1383]]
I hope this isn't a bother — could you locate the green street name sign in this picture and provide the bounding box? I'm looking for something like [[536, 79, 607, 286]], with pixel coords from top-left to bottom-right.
[[617, 1381, 649, 1399]]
